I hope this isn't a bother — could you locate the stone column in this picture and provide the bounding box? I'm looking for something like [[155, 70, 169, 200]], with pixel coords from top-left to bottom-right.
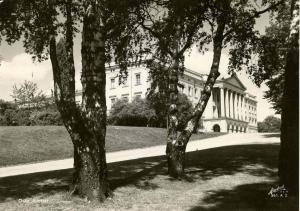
[[244, 96, 249, 121], [230, 91, 234, 119], [212, 91, 216, 118], [237, 94, 240, 120], [238, 94, 242, 120], [220, 88, 225, 117], [240, 95, 244, 121], [225, 89, 229, 117], [236, 93, 239, 120], [229, 90, 233, 118], [235, 94, 238, 120], [242, 96, 246, 121], [233, 92, 236, 119]]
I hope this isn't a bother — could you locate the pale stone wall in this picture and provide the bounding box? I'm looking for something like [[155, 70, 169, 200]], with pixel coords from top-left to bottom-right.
[[203, 119, 227, 132], [76, 65, 258, 133], [106, 65, 150, 112]]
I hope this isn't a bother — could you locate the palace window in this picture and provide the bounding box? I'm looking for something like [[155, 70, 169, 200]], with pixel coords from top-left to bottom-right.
[[180, 86, 184, 93], [122, 96, 129, 102], [195, 88, 198, 98], [121, 94, 129, 102], [111, 98, 116, 105], [135, 73, 141, 85], [111, 78, 116, 89], [146, 75, 151, 82], [188, 86, 192, 96], [122, 77, 128, 86], [134, 92, 142, 99]]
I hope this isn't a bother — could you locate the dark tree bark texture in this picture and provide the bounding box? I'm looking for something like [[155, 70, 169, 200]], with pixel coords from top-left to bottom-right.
[[166, 60, 180, 176], [76, 3, 110, 200], [166, 19, 225, 177], [278, 0, 299, 196], [48, 0, 110, 201]]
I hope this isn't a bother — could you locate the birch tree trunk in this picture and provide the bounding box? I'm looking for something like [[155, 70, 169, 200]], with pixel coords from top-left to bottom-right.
[[76, 3, 110, 200], [166, 59, 180, 176], [48, 0, 111, 201], [166, 19, 225, 177]]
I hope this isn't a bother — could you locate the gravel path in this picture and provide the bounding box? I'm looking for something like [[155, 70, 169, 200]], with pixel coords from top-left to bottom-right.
[[0, 133, 279, 178]]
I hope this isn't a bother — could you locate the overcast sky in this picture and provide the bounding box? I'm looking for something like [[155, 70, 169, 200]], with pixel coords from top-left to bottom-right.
[[0, 12, 279, 121]]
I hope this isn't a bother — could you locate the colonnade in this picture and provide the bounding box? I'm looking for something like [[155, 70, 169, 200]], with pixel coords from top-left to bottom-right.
[[219, 88, 245, 121]]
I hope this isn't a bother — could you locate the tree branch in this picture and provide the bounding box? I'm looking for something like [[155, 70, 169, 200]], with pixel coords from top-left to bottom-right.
[[139, 21, 175, 58], [137, 5, 175, 58], [176, 16, 227, 146], [223, 0, 285, 38], [177, 18, 202, 57]]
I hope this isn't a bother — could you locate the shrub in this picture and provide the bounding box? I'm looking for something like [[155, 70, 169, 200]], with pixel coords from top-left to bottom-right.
[[108, 98, 156, 127], [30, 110, 63, 125], [15, 109, 31, 126], [0, 100, 17, 115], [0, 109, 16, 125], [147, 92, 194, 129], [0, 109, 27, 126], [0, 99, 63, 126], [176, 93, 194, 131], [108, 94, 193, 128], [258, 115, 281, 132]]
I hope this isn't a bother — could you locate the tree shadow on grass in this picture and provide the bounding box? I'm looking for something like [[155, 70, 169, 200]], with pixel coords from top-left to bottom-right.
[[0, 168, 72, 202], [188, 182, 298, 211], [181, 143, 279, 183], [0, 156, 168, 202], [108, 156, 167, 190], [262, 133, 280, 138], [0, 143, 285, 207]]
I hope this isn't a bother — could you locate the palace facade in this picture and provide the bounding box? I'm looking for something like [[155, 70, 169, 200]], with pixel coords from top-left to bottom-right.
[[76, 64, 258, 133]]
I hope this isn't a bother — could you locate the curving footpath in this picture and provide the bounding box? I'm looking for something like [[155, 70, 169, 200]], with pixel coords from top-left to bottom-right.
[[0, 133, 279, 178]]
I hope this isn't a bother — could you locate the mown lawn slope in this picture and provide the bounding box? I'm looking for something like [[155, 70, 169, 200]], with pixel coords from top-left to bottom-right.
[[0, 126, 225, 166]]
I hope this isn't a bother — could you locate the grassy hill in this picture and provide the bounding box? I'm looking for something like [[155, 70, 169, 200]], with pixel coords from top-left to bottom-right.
[[0, 126, 225, 166]]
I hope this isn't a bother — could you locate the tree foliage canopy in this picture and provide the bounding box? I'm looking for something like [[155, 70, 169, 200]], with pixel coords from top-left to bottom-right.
[[258, 115, 281, 132], [11, 80, 46, 108], [227, 1, 290, 114], [108, 94, 193, 128], [108, 98, 156, 126], [147, 92, 193, 129], [0, 0, 143, 68]]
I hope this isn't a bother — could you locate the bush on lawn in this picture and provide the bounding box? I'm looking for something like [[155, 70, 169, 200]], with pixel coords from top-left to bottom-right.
[[0, 109, 18, 125], [0, 109, 31, 126], [30, 110, 63, 125], [176, 93, 194, 131], [0, 98, 63, 126], [0, 99, 17, 114], [15, 109, 32, 125], [108, 94, 193, 128], [147, 92, 194, 129], [258, 115, 281, 132], [108, 98, 157, 126], [0, 100, 18, 125]]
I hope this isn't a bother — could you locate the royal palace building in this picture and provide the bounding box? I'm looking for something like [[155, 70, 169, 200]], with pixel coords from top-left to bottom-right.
[[76, 64, 258, 133]]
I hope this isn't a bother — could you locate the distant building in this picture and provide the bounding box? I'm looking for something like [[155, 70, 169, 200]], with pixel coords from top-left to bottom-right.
[[76, 64, 258, 133]]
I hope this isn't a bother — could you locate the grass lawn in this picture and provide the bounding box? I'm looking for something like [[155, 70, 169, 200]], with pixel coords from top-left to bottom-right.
[[0, 126, 225, 167], [0, 143, 297, 211]]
